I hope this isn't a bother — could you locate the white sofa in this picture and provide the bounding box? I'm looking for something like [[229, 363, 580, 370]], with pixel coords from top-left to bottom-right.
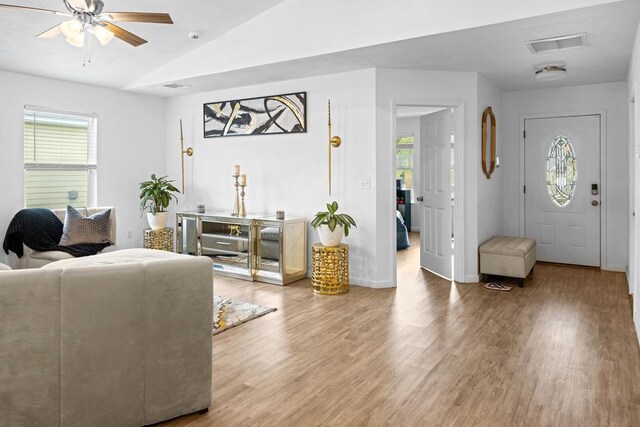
[[21, 207, 117, 269], [0, 249, 213, 426]]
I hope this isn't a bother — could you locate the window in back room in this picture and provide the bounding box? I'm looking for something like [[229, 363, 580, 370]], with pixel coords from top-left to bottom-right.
[[396, 134, 414, 192]]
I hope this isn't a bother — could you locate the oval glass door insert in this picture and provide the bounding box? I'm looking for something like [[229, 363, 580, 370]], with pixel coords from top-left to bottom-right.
[[546, 135, 577, 207]]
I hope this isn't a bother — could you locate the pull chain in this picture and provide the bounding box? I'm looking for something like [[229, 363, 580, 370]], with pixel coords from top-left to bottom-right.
[[82, 30, 92, 67]]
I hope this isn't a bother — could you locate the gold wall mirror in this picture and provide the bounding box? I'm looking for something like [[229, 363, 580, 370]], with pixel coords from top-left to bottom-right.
[[481, 106, 496, 179]]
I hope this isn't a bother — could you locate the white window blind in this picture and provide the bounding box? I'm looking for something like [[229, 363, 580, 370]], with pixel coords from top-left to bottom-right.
[[23, 107, 98, 209]]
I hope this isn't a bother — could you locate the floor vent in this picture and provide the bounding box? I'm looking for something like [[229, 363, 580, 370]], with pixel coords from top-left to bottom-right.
[[525, 33, 587, 54]]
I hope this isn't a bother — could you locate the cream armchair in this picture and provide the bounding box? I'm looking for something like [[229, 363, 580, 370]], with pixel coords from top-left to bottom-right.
[[21, 207, 117, 269]]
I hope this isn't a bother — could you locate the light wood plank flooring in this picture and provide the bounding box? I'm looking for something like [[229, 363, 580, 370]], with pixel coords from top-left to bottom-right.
[[161, 237, 640, 426]]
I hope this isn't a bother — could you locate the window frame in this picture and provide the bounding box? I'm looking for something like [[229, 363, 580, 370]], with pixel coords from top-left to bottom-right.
[[23, 105, 98, 209], [395, 133, 415, 195]]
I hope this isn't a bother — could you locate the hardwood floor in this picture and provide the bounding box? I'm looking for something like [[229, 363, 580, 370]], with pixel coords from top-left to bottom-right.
[[161, 236, 640, 426]]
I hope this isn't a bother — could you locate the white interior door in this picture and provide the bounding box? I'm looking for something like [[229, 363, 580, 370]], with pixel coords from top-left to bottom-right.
[[419, 109, 453, 279], [524, 115, 601, 266]]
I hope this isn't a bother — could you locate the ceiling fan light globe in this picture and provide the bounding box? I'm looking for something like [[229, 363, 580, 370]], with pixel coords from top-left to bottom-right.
[[61, 18, 82, 37], [66, 32, 85, 48], [93, 24, 115, 45], [93, 24, 114, 46]]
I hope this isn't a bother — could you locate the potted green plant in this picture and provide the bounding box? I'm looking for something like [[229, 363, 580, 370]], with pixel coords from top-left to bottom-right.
[[311, 201, 357, 247], [139, 174, 180, 230]]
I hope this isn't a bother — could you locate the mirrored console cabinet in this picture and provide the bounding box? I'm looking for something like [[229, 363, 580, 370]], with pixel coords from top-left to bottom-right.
[[176, 211, 307, 285]]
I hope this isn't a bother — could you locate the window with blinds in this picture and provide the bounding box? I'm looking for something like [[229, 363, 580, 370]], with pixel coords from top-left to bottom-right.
[[396, 134, 414, 190], [23, 107, 98, 209]]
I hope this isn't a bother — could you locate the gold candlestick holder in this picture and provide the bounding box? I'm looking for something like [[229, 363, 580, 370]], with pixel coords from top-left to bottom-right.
[[240, 184, 247, 218], [232, 175, 240, 216]]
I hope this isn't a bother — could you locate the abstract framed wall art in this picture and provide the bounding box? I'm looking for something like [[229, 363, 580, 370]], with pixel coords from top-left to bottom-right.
[[203, 92, 307, 138]]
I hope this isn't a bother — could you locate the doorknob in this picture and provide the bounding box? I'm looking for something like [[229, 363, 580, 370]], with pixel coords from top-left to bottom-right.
[[417, 196, 424, 202], [591, 200, 599, 206]]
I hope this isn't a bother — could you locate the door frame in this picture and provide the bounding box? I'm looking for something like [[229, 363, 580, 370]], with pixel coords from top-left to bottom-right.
[[391, 99, 466, 283], [518, 110, 608, 269], [629, 83, 638, 320]]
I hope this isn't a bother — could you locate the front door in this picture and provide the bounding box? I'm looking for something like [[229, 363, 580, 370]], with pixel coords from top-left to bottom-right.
[[419, 108, 453, 279], [524, 115, 601, 266]]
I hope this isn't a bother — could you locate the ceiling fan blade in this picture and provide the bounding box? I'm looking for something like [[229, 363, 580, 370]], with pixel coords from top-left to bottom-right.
[[101, 12, 173, 24], [0, 4, 68, 16], [100, 22, 147, 47], [36, 24, 62, 39], [66, 0, 89, 12]]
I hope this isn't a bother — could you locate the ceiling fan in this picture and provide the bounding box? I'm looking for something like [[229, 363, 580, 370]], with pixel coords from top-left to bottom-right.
[[0, 0, 173, 48]]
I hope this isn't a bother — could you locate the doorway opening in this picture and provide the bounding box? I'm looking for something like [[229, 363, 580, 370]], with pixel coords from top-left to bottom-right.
[[393, 103, 461, 283]]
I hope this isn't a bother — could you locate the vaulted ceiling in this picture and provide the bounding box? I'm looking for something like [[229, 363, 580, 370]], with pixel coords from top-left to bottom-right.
[[0, 0, 286, 88], [0, 0, 637, 96]]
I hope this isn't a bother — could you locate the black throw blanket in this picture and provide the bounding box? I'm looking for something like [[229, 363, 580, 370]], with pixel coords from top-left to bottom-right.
[[3, 208, 110, 258]]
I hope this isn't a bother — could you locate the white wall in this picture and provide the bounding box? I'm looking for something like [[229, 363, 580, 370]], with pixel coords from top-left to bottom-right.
[[502, 82, 629, 271], [627, 19, 640, 340], [376, 69, 481, 283], [166, 67, 497, 286], [396, 117, 421, 231], [165, 69, 378, 285], [477, 74, 504, 246], [0, 70, 167, 266]]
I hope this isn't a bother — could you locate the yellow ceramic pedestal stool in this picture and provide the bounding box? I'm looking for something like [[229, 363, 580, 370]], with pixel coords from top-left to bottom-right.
[[311, 243, 349, 295]]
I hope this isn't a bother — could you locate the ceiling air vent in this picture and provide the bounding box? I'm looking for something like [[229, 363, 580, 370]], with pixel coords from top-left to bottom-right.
[[162, 83, 191, 89], [525, 33, 587, 54]]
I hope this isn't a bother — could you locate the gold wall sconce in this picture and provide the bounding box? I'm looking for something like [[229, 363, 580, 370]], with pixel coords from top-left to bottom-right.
[[328, 99, 342, 195], [481, 107, 496, 179], [180, 119, 194, 193]]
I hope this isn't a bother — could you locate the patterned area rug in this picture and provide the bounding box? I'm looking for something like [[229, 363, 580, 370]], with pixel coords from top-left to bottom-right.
[[213, 296, 277, 335]]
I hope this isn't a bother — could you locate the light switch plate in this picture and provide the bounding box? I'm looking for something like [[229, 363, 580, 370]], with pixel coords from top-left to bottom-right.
[[361, 178, 371, 190]]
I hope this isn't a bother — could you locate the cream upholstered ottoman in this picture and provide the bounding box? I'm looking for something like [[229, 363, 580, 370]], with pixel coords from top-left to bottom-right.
[[479, 236, 536, 287]]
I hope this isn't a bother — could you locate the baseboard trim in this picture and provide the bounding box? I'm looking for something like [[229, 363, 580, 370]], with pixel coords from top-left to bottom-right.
[[350, 277, 396, 288], [306, 270, 396, 288], [603, 265, 626, 273], [465, 274, 480, 283]]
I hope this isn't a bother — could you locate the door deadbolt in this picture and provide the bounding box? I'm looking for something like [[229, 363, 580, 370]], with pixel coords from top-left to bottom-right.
[[591, 200, 599, 206]]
